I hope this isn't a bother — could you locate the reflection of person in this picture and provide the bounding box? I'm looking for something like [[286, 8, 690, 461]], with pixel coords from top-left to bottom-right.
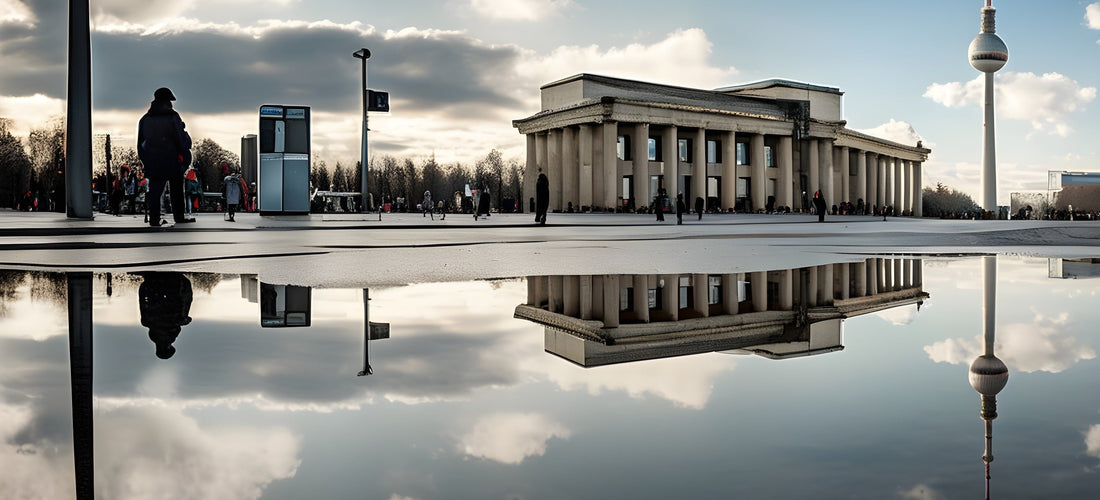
[[535, 172, 549, 225], [137, 272, 193, 359], [137, 87, 194, 227]]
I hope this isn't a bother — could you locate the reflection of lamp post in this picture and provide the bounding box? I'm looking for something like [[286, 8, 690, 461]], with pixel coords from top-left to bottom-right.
[[67, 272, 94, 498], [969, 255, 1008, 500], [358, 288, 390, 376], [353, 48, 371, 213]]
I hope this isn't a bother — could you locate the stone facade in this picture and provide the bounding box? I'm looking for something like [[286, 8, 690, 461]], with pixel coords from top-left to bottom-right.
[[513, 74, 931, 215]]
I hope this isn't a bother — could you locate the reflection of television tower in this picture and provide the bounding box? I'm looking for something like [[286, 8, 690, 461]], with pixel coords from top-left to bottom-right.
[[969, 0, 1008, 212], [969, 256, 1008, 500]]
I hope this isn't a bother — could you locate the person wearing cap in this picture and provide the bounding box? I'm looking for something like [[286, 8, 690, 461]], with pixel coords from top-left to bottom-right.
[[137, 87, 194, 227]]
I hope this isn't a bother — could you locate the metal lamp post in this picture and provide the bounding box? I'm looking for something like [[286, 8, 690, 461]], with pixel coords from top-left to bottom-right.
[[353, 48, 371, 213], [66, 0, 93, 218]]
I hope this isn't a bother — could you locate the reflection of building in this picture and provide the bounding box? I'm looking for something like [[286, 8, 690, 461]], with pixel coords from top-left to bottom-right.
[[513, 74, 930, 214], [260, 283, 312, 327], [515, 258, 927, 367], [1048, 258, 1100, 279]]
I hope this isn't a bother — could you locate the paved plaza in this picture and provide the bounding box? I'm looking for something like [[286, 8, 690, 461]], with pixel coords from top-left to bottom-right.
[[1, 210, 1098, 286]]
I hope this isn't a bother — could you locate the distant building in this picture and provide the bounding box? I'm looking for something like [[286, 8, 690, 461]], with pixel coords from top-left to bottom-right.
[[1048, 171, 1100, 212], [515, 257, 927, 367], [513, 74, 931, 214]]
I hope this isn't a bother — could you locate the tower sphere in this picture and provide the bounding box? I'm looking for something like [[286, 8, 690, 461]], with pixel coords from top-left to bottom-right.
[[969, 33, 1008, 73], [969, 354, 1009, 396]]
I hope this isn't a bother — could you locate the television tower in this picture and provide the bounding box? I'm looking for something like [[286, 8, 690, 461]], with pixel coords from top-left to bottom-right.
[[968, 0, 1008, 213]]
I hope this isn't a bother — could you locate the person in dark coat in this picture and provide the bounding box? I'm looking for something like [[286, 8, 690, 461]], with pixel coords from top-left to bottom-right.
[[535, 172, 549, 224], [654, 189, 666, 222], [812, 190, 827, 222], [137, 272, 193, 359], [137, 87, 193, 227], [676, 193, 686, 225], [475, 188, 491, 220], [694, 196, 704, 221]]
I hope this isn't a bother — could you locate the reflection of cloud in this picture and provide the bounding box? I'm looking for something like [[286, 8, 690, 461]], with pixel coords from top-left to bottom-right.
[[898, 484, 946, 500], [458, 412, 570, 465], [874, 304, 918, 326], [544, 355, 735, 410], [95, 406, 301, 500], [1087, 424, 1100, 458], [924, 309, 1097, 373], [0, 401, 72, 498]]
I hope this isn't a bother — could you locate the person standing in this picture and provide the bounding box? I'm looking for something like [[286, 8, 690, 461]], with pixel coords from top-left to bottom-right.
[[676, 193, 686, 225], [654, 189, 666, 222], [223, 168, 243, 222], [694, 196, 704, 221], [813, 190, 827, 222], [137, 87, 193, 227], [535, 171, 549, 225], [422, 190, 434, 220]]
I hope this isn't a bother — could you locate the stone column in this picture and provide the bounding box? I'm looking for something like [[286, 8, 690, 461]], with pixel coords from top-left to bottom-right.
[[722, 274, 738, 314], [751, 271, 767, 312], [914, 259, 923, 286], [903, 159, 913, 215], [693, 274, 709, 318], [693, 129, 706, 209], [524, 134, 537, 213], [549, 276, 563, 313], [601, 275, 619, 328], [633, 123, 650, 210], [854, 261, 867, 297], [839, 146, 850, 205], [750, 133, 766, 212], [878, 156, 888, 211], [633, 275, 649, 323], [778, 136, 794, 209], [579, 124, 594, 210], [819, 139, 835, 209], [893, 258, 902, 292], [869, 258, 880, 295], [661, 274, 678, 321], [913, 161, 923, 217], [580, 275, 593, 320], [808, 266, 818, 307], [563, 275, 579, 317], [807, 139, 820, 200], [855, 150, 867, 209], [662, 126, 678, 205], [866, 153, 878, 210], [562, 127, 578, 211], [779, 269, 794, 310], [822, 264, 834, 305], [893, 157, 903, 213], [601, 122, 618, 211], [721, 131, 737, 211], [839, 264, 850, 300], [548, 129, 562, 211]]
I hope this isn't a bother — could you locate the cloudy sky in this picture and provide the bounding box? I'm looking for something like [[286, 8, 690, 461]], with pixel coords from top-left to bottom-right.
[[1, 0, 1099, 203]]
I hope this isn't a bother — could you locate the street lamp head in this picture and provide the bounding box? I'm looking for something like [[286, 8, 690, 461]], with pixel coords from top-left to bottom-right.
[[353, 48, 371, 60]]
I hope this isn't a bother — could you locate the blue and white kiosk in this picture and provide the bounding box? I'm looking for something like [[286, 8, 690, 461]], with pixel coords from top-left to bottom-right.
[[258, 105, 310, 214]]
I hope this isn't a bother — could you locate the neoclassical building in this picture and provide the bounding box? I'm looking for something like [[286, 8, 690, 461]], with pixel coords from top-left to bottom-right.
[[513, 74, 931, 214]]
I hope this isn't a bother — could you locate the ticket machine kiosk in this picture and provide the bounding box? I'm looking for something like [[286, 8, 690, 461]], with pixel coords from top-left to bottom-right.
[[258, 105, 310, 214]]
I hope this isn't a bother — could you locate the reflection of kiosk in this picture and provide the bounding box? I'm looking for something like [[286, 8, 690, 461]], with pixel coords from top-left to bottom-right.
[[258, 105, 310, 214], [260, 283, 311, 327]]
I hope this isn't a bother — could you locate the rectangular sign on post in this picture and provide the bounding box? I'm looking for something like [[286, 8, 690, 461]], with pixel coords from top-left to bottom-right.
[[367, 90, 390, 112]]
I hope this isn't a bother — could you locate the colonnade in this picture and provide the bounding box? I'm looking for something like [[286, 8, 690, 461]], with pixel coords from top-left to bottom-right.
[[525, 258, 924, 327], [525, 124, 924, 215]]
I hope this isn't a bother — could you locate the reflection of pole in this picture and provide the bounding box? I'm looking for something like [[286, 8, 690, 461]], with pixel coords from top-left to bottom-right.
[[67, 272, 94, 499], [66, 0, 93, 218], [358, 288, 372, 376]]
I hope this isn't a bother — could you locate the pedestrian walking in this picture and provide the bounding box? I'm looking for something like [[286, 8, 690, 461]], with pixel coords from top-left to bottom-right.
[[813, 190, 827, 222], [223, 168, 243, 221], [422, 190, 434, 220], [535, 172, 549, 225], [676, 193, 685, 225], [137, 87, 194, 227], [695, 196, 704, 221]]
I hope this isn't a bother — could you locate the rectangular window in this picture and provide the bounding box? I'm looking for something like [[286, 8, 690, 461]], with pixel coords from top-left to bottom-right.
[[648, 288, 660, 309], [708, 276, 722, 305], [678, 139, 691, 162], [765, 146, 776, 167], [679, 276, 693, 308], [620, 287, 633, 311], [706, 140, 721, 164], [736, 142, 748, 165], [617, 135, 631, 161], [737, 279, 749, 302], [648, 138, 658, 161]]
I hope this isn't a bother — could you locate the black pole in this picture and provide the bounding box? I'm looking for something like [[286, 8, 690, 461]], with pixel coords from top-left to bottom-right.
[[67, 272, 94, 499]]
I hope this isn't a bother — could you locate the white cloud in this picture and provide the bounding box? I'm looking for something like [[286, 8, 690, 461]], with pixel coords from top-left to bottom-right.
[[458, 412, 570, 464], [898, 484, 947, 500], [1087, 424, 1100, 458], [1087, 3, 1100, 30], [0, 94, 65, 137], [544, 355, 735, 409], [470, 0, 574, 21], [924, 308, 1097, 373], [873, 304, 919, 326], [0, 0, 35, 26], [855, 119, 925, 148], [924, 72, 1097, 137], [512, 28, 738, 101]]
